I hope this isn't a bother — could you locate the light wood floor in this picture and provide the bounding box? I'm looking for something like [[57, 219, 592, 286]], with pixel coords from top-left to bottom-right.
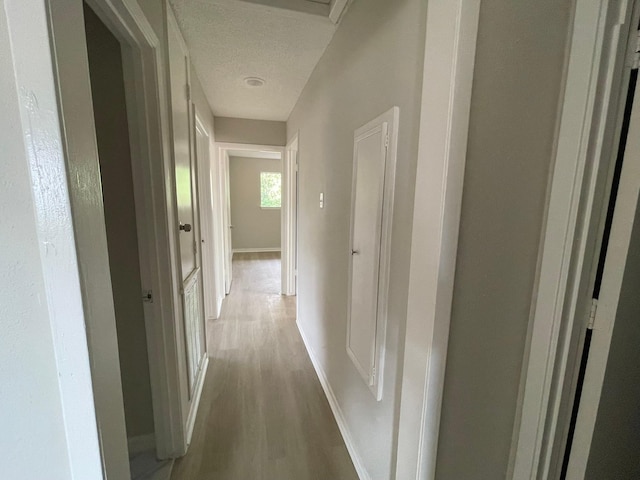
[[170, 252, 358, 480]]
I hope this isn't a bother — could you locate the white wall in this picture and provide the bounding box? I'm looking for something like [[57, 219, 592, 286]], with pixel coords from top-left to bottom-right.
[[0, 0, 102, 478], [286, 0, 427, 477], [215, 116, 287, 146], [229, 156, 282, 250]]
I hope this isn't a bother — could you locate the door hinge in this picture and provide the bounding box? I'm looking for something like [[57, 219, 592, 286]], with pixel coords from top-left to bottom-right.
[[186, 83, 191, 101], [630, 29, 640, 69], [371, 366, 376, 383], [384, 133, 389, 150], [587, 298, 598, 330], [142, 290, 153, 303]]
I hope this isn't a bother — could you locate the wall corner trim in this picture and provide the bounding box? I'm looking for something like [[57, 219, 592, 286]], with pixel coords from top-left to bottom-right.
[[394, 0, 481, 479]]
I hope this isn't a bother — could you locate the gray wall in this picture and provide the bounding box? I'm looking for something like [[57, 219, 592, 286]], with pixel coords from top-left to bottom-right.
[[435, 1, 573, 478], [286, 0, 427, 477], [84, 4, 155, 439], [586, 201, 640, 478], [215, 116, 287, 146], [229, 156, 281, 250]]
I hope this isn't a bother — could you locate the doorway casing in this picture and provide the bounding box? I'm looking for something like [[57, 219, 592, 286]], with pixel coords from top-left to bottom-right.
[[284, 133, 299, 296], [395, 0, 481, 478], [510, 0, 640, 478], [47, 0, 193, 475], [214, 142, 290, 295]]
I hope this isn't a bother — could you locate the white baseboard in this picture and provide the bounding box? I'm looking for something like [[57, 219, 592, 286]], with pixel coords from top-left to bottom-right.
[[296, 320, 370, 480], [232, 247, 281, 254], [128, 433, 156, 456], [185, 355, 209, 445]]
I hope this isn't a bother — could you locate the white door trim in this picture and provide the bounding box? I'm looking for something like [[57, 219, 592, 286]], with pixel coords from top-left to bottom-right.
[[48, 0, 188, 468], [215, 142, 287, 294], [283, 133, 299, 296], [194, 111, 219, 320], [395, 1, 480, 478], [510, 1, 640, 478], [223, 149, 233, 294], [567, 69, 640, 478]]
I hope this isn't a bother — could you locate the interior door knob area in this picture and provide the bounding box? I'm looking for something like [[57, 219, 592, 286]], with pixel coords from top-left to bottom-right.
[[351, 249, 360, 255], [179, 223, 192, 232]]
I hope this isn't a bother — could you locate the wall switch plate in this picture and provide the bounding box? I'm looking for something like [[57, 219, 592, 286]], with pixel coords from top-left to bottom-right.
[[319, 192, 324, 209]]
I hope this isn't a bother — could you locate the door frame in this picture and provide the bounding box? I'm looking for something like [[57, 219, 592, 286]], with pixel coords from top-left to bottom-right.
[[510, 1, 640, 478], [47, 0, 188, 470], [194, 110, 220, 320], [283, 133, 299, 296], [214, 142, 287, 294], [566, 67, 640, 478], [395, 1, 481, 478]]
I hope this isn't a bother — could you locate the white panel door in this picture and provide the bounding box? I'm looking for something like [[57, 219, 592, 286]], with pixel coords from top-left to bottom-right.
[[168, 14, 205, 409], [223, 151, 233, 294], [347, 107, 399, 401], [195, 116, 217, 320], [348, 122, 388, 389], [168, 17, 196, 281]]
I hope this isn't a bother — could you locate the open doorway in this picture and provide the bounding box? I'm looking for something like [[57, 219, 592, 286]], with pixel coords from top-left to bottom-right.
[[215, 143, 293, 296], [228, 148, 283, 293], [83, 4, 171, 479]]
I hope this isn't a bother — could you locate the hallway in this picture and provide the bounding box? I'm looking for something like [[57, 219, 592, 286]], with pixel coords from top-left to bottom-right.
[[171, 253, 358, 480]]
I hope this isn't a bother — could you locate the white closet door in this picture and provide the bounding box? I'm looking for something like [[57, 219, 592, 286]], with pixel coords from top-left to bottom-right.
[[347, 108, 399, 401]]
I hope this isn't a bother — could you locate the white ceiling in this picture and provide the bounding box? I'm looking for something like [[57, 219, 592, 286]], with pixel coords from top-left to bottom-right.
[[169, 0, 338, 121]]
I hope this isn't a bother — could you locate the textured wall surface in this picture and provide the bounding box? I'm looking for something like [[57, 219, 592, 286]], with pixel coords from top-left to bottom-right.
[[1, 0, 102, 477]]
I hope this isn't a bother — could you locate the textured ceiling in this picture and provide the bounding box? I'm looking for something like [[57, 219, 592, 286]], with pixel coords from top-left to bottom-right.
[[169, 0, 338, 121]]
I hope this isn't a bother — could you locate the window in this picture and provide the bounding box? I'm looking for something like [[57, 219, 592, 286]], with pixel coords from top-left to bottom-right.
[[260, 172, 281, 208]]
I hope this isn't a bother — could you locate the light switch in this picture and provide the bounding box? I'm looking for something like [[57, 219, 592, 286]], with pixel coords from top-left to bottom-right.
[[319, 192, 324, 209]]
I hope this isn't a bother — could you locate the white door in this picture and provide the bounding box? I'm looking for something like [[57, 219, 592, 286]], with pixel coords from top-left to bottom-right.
[[223, 151, 233, 294], [168, 15, 205, 403], [195, 115, 217, 320], [346, 108, 399, 401], [347, 122, 387, 386], [566, 68, 640, 478]]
